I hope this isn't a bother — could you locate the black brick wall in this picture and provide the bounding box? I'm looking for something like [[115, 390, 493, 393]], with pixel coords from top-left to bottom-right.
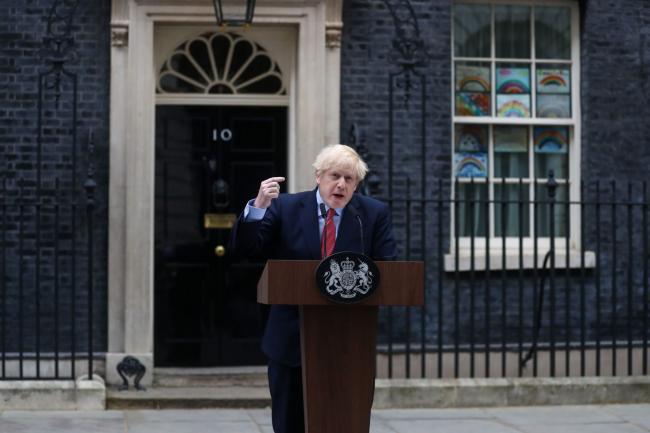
[[1, 0, 648, 368], [341, 0, 650, 351], [580, 0, 650, 181], [0, 0, 109, 355]]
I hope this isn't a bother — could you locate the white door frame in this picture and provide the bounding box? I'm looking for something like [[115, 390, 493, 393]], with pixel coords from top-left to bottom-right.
[[107, 0, 339, 385]]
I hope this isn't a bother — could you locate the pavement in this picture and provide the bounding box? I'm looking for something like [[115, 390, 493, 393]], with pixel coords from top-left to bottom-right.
[[1, 404, 650, 433]]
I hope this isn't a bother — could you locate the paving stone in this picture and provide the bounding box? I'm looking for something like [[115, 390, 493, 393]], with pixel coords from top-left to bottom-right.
[[0, 417, 124, 433], [123, 410, 259, 433], [126, 421, 261, 433], [375, 408, 491, 420], [516, 423, 648, 433], [246, 408, 272, 425], [2, 411, 123, 420], [125, 409, 251, 423], [1, 405, 649, 433], [484, 405, 623, 426], [369, 417, 399, 433], [384, 419, 524, 433], [599, 404, 650, 430]]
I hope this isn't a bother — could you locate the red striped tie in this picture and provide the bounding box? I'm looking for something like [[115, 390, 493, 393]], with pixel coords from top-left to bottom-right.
[[321, 208, 336, 258]]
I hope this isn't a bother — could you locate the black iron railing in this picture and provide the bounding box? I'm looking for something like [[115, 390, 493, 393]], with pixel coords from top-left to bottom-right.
[[0, 133, 96, 381], [0, 182, 96, 380], [0, 0, 96, 381], [376, 175, 650, 379]]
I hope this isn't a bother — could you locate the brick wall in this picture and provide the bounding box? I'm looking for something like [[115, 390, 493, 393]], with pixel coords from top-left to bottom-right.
[[1, 0, 648, 368], [580, 0, 650, 181], [341, 0, 650, 352], [0, 0, 109, 355]]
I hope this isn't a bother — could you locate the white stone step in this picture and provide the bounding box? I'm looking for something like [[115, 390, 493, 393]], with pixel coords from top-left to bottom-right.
[[152, 367, 268, 388], [106, 385, 271, 409]]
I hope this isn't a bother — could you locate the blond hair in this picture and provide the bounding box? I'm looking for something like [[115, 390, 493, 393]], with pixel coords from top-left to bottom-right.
[[312, 144, 368, 181]]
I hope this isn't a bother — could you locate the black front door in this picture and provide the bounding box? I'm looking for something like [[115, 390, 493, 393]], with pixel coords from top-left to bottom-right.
[[154, 105, 287, 366]]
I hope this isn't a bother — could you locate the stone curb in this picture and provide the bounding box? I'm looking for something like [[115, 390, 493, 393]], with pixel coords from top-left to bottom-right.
[[373, 376, 650, 409], [4, 376, 649, 410], [0, 379, 105, 410]]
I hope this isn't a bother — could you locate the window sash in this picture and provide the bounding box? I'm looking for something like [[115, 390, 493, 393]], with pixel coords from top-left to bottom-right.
[[451, 0, 581, 244]]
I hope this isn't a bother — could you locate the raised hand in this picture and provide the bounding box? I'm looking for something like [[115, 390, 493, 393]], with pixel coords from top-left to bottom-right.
[[253, 176, 286, 209]]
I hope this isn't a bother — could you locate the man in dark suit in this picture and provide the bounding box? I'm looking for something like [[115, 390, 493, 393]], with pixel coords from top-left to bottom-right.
[[231, 144, 397, 433]]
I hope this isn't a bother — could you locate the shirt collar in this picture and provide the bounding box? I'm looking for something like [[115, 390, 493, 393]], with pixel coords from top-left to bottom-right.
[[315, 189, 344, 217]]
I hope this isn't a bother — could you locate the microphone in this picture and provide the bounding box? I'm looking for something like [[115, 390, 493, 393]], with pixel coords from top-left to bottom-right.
[[347, 205, 365, 256], [319, 203, 328, 257]]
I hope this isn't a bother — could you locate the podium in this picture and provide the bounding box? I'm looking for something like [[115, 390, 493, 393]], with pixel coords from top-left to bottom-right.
[[257, 260, 424, 433]]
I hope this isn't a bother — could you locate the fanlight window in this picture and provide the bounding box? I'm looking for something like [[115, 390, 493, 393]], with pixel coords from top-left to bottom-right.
[[157, 32, 286, 95]]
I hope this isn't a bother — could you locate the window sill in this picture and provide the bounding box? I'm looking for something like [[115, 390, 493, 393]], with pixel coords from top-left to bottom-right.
[[444, 250, 596, 272]]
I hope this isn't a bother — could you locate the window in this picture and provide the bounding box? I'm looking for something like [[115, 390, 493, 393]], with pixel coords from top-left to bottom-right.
[[452, 2, 580, 250], [157, 32, 286, 95]]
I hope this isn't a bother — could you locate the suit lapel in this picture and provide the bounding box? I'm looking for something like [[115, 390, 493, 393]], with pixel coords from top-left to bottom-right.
[[334, 196, 361, 254], [299, 191, 321, 259]]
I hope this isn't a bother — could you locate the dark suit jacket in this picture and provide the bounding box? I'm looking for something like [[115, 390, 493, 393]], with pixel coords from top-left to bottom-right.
[[230, 189, 397, 366]]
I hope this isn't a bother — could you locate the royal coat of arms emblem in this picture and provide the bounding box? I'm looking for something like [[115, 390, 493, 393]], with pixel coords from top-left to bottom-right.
[[315, 252, 380, 303]]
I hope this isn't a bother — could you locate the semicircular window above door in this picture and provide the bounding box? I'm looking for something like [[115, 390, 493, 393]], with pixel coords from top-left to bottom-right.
[[157, 32, 286, 95]]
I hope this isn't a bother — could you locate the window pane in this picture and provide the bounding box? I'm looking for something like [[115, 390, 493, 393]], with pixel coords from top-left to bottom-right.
[[536, 65, 571, 118], [494, 126, 529, 178], [495, 5, 531, 58], [537, 95, 571, 118], [495, 183, 530, 237], [159, 74, 203, 93], [534, 126, 569, 178], [496, 64, 531, 117], [457, 183, 488, 237], [535, 6, 571, 59], [169, 53, 209, 86], [455, 62, 491, 116], [455, 124, 488, 177], [535, 185, 569, 237], [454, 4, 491, 58]]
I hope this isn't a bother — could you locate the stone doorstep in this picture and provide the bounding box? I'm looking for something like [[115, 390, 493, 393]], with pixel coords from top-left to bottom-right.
[[107, 367, 271, 409], [106, 386, 272, 409], [152, 366, 268, 388], [0, 379, 106, 410]]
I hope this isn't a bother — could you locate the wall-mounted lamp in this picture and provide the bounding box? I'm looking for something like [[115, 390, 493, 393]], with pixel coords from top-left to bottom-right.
[[213, 0, 256, 27]]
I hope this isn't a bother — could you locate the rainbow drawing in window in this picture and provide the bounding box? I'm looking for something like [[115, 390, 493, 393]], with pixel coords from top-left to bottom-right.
[[537, 68, 570, 93], [456, 93, 490, 116], [455, 124, 488, 152], [454, 152, 488, 177], [497, 94, 530, 117], [537, 94, 571, 118], [534, 126, 568, 153], [496, 67, 530, 94], [456, 64, 491, 92]]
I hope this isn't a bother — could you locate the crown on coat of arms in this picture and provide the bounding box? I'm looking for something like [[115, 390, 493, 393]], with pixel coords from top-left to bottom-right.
[[341, 257, 355, 271]]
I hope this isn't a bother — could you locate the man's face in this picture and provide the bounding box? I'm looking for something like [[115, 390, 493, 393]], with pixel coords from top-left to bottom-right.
[[316, 166, 359, 209]]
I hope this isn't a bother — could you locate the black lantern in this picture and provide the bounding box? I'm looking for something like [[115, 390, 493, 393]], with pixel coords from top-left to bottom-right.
[[213, 0, 256, 27]]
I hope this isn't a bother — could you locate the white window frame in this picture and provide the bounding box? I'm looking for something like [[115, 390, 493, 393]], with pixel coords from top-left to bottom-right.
[[447, 0, 591, 271]]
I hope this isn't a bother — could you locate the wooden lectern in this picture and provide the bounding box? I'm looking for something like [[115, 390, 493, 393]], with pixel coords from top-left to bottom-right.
[[257, 260, 424, 433]]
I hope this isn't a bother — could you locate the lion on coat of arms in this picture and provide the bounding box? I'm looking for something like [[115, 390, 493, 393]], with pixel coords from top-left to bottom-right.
[[323, 257, 374, 299]]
